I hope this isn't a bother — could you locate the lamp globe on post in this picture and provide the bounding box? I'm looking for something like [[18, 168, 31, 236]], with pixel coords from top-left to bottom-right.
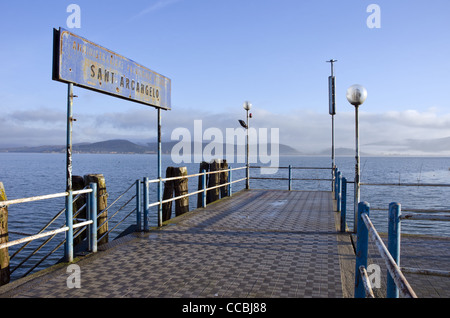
[[243, 101, 252, 189], [346, 84, 367, 231]]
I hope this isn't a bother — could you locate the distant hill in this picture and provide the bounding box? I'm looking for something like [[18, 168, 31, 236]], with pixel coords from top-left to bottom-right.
[[0, 139, 301, 155]]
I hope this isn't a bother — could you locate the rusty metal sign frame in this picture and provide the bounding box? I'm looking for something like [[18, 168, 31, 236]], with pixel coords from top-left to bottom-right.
[[52, 27, 171, 110], [52, 27, 169, 260]]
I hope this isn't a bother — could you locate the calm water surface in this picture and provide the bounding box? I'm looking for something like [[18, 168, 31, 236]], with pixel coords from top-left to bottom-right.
[[1, 153, 449, 280]]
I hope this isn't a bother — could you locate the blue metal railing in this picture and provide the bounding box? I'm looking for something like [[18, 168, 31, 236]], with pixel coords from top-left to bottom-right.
[[0, 184, 98, 265], [354, 202, 418, 298], [140, 166, 247, 231], [249, 165, 333, 191]]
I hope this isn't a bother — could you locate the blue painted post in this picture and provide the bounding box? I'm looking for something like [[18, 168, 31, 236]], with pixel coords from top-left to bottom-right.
[[228, 166, 232, 197], [288, 165, 292, 191], [340, 177, 347, 232], [89, 182, 97, 253], [136, 179, 142, 231], [336, 171, 342, 212], [354, 202, 370, 298], [65, 191, 74, 262], [157, 108, 162, 228], [143, 177, 149, 231], [334, 168, 339, 200], [387, 202, 402, 298], [64, 82, 74, 263], [202, 169, 207, 208]]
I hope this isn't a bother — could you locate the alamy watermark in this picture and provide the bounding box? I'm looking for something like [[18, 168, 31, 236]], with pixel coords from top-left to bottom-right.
[[66, 264, 81, 289], [66, 4, 81, 29], [171, 120, 280, 174], [367, 4, 381, 29], [367, 264, 381, 289]]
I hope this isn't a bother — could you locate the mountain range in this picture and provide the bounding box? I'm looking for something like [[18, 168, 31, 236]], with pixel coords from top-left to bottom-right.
[[0, 139, 302, 155]]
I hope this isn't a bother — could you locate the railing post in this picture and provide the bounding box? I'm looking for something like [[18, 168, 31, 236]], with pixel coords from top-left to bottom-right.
[[158, 178, 162, 227], [334, 168, 339, 200], [202, 169, 207, 208], [136, 179, 142, 231], [89, 182, 97, 253], [228, 166, 232, 197], [354, 201, 370, 298], [288, 165, 292, 191], [340, 177, 347, 232], [65, 190, 74, 262], [387, 202, 401, 298], [143, 177, 149, 232], [336, 171, 342, 212]]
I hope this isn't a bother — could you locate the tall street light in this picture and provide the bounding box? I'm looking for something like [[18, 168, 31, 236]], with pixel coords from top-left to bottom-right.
[[346, 84, 367, 231], [239, 101, 252, 189]]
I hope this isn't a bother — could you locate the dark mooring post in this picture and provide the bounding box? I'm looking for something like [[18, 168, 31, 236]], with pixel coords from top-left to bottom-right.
[[207, 159, 221, 204], [84, 174, 108, 245], [73, 176, 87, 246], [0, 182, 10, 286], [197, 161, 209, 208], [162, 167, 174, 222], [220, 160, 229, 198], [174, 167, 189, 217]]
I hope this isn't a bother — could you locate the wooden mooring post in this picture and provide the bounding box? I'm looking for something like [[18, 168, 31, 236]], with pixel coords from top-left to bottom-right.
[[0, 182, 10, 286], [162, 167, 189, 222], [197, 162, 209, 208], [84, 174, 108, 245], [196, 159, 230, 208]]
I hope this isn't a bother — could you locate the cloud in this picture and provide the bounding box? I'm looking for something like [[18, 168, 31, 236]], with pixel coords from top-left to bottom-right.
[[3, 107, 450, 155], [131, 0, 182, 20]]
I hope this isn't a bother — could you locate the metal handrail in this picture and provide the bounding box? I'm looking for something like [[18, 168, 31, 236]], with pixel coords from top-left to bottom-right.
[[0, 185, 98, 282], [0, 189, 92, 207], [355, 202, 417, 298]]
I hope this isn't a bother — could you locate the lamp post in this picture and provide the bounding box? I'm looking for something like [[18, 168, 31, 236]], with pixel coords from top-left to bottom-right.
[[241, 101, 252, 189], [346, 84, 367, 231]]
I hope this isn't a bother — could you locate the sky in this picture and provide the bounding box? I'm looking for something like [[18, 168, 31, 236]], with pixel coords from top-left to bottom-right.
[[1, 0, 450, 155]]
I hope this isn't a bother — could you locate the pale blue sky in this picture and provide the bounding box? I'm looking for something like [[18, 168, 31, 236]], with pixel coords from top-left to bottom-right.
[[1, 0, 450, 154]]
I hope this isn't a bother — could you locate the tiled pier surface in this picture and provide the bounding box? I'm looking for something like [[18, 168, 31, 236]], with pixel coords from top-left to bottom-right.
[[0, 189, 448, 298], [0, 190, 351, 298]]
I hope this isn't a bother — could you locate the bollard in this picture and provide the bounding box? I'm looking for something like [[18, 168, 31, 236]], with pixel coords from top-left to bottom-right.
[[354, 202, 370, 298], [340, 177, 347, 233], [387, 202, 401, 298], [84, 174, 108, 245], [197, 162, 209, 208], [0, 182, 10, 286], [173, 167, 189, 217], [220, 160, 229, 198], [207, 160, 221, 203]]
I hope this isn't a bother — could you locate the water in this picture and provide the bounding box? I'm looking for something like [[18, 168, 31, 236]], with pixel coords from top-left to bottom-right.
[[1, 153, 449, 280]]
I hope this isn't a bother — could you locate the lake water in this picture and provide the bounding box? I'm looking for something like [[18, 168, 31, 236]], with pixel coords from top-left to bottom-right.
[[1, 153, 449, 280]]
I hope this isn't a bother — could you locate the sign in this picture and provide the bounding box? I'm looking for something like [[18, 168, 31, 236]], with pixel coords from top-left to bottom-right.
[[328, 76, 336, 115], [52, 27, 171, 110]]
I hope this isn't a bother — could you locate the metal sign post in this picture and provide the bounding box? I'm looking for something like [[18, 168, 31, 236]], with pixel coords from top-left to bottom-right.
[[157, 108, 163, 227], [327, 59, 337, 191], [65, 83, 74, 262], [52, 27, 172, 252]]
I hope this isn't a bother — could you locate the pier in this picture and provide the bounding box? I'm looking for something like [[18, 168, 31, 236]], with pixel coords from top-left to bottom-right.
[[0, 188, 353, 298], [1, 165, 449, 299]]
